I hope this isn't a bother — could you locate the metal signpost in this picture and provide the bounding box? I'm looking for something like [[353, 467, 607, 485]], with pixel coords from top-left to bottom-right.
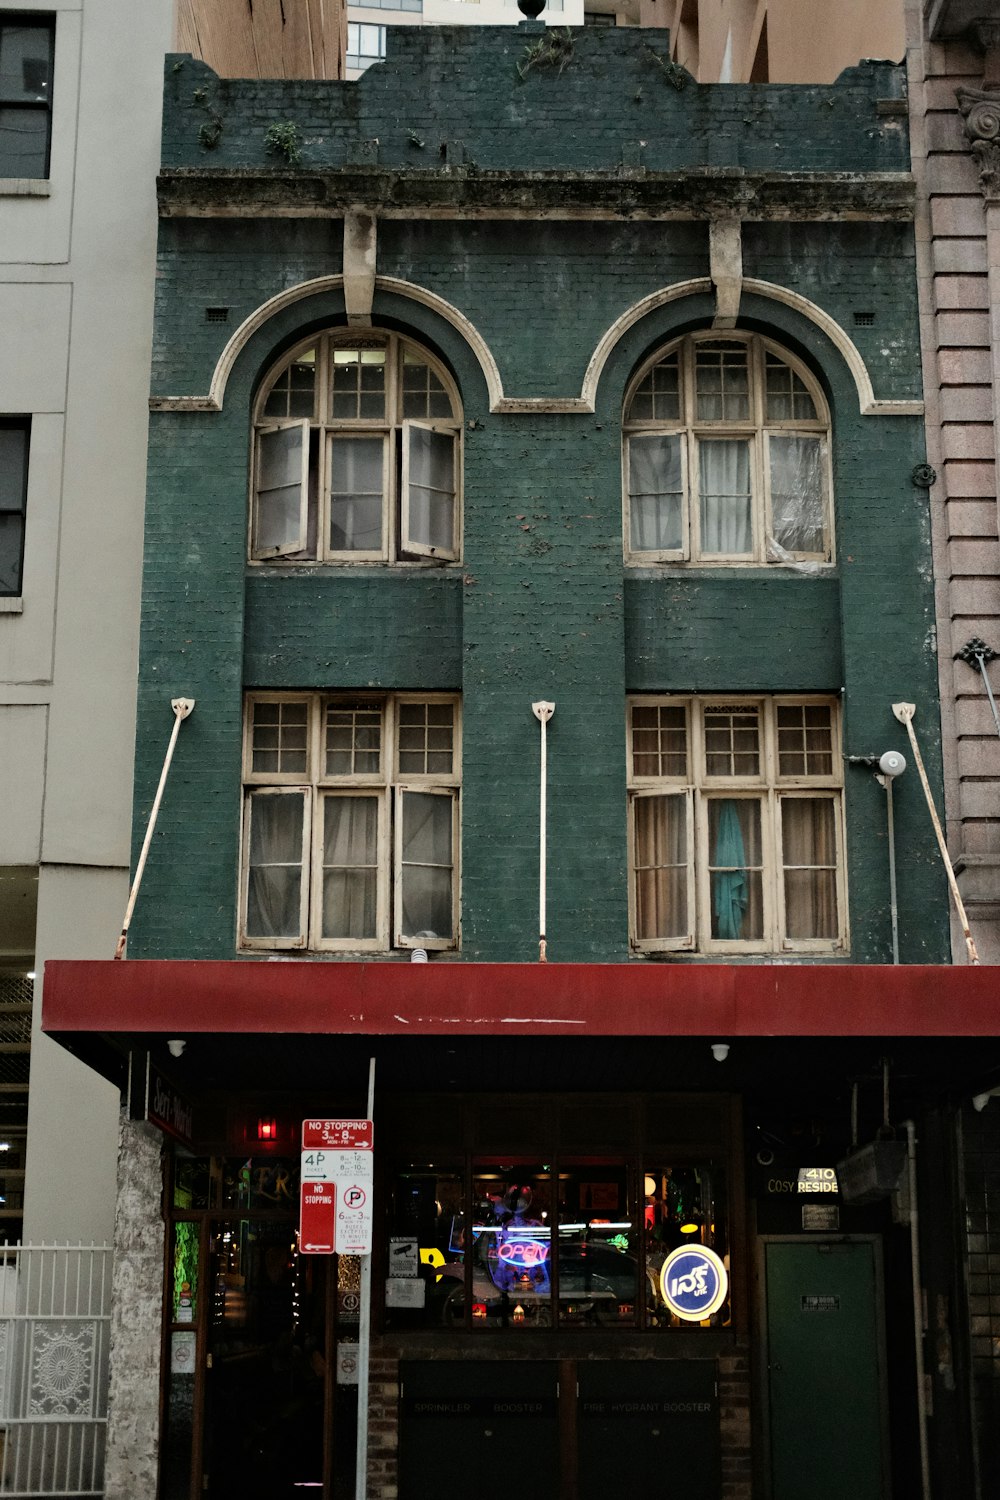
[[299, 1058, 376, 1500]]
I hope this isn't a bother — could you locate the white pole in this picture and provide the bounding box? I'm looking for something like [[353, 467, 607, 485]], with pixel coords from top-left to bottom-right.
[[885, 777, 900, 966], [891, 702, 980, 965], [531, 702, 555, 962], [113, 697, 195, 959], [355, 1057, 376, 1500]]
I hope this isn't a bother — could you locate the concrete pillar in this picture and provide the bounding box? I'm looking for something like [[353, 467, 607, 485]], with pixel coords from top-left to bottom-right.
[[103, 1116, 165, 1500]]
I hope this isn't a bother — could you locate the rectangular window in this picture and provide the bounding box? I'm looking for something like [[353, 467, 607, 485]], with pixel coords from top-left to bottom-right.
[[346, 22, 386, 71], [0, 16, 54, 178], [241, 693, 459, 952], [0, 418, 29, 596], [628, 695, 846, 954]]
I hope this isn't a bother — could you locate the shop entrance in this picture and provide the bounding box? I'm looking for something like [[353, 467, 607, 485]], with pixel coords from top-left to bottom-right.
[[763, 1238, 888, 1500]]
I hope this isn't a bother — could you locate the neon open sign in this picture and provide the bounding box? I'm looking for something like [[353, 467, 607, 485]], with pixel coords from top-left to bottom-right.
[[497, 1238, 550, 1269]]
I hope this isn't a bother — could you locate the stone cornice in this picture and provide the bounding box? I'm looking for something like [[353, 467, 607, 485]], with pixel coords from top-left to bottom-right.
[[957, 87, 1000, 200], [156, 167, 915, 223]]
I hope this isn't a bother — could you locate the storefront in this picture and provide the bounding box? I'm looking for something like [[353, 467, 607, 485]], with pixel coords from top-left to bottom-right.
[[42, 960, 1000, 1499]]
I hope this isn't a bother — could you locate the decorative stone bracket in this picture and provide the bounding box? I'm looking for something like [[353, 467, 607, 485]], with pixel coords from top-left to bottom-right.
[[957, 87, 1000, 199]]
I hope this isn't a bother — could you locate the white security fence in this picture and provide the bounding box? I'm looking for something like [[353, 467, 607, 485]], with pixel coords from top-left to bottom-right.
[[0, 1246, 112, 1497]]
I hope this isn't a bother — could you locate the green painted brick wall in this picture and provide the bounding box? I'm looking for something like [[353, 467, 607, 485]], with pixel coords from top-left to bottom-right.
[[128, 33, 947, 966]]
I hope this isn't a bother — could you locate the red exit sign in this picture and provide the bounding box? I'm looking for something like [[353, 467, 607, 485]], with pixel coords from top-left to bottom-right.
[[302, 1118, 373, 1150]]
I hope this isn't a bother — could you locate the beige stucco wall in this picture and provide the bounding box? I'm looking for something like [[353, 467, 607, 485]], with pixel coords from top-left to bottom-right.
[[1, 0, 174, 1242], [669, 0, 904, 83], [906, 0, 1000, 964]]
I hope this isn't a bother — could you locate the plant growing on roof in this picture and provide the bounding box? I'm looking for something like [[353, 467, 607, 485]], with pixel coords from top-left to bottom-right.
[[192, 86, 224, 150], [643, 45, 689, 91], [517, 28, 574, 81], [264, 121, 303, 167]]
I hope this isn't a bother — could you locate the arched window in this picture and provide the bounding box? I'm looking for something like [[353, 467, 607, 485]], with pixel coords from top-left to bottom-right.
[[623, 333, 832, 566], [251, 330, 462, 564]]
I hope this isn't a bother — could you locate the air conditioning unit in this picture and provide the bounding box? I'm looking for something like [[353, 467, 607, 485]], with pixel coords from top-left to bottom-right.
[[835, 1139, 907, 1205]]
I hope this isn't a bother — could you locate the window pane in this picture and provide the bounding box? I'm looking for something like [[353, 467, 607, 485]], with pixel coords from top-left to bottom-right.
[[695, 342, 749, 421], [644, 1165, 728, 1329], [402, 355, 455, 420], [626, 354, 680, 423], [330, 437, 383, 551], [703, 706, 760, 777], [631, 703, 687, 778], [251, 700, 308, 775], [699, 439, 752, 555], [470, 1164, 552, 1331], [406, 428, 455, 552], [321, 796, 379, 940], [386, 1164, 466, 1330], [400, 792, 454, 940], [628, 434, 683, 552], [331, 348, 386, 420], [262, 354, 316, 420], [0, 512, 25, 595], [246, 793, 304, 938], [776, 703, 833, 777], [325, 702, 382, 776], [256, 427, 306, 553], [398, 701, 454, 775], [782, 798, 839, 940], [769, 435, 826, 555], [765, 353, 817, 422], [558, 1162, 637, 1327], [633, 795, 688, 941], [0, 104, 48, 175], [0, 24, 52, 102], [707, 798, 763, 940]]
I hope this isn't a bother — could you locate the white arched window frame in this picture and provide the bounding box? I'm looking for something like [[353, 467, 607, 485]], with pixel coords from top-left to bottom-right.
[[623, 332, 833, 567], [250, 330, 463, 565]]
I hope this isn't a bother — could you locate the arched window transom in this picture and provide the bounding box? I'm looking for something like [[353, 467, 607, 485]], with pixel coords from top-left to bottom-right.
[[251, 331, 462, 564], [623, 333, 832, 566]]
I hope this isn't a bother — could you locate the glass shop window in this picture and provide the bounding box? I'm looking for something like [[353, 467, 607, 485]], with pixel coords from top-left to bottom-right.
[[643, 1164, 729, 1328], [557, 1159, 639, 1328], [469, 1162, 552, 1331], [384, 1162, 466, 1330]]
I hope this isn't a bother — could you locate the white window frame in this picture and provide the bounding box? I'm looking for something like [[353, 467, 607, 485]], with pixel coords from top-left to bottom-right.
[[240, 691, 460, 953], [623, 333, 833, 568], [252, 420, 310, 559], [250, 332, 462, 567], [627, 694, 847, 954]]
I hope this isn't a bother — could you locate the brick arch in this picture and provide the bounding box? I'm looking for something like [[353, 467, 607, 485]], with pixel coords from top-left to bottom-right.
[[584, 278, 923, 419]]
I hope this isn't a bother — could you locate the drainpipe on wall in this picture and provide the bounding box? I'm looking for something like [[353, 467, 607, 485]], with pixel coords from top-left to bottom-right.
[[891, 703, 980, 964], [113, 697, 195, 959], [532, 701, 555, 962], [905, 1119, 932, 1500]]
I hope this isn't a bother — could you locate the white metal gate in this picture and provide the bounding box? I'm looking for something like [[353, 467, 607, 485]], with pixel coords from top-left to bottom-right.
[[0, 1246, 112, 1497]]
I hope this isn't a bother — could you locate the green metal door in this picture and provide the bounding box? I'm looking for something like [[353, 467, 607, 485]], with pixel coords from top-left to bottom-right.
[[765, 1240, 886, 1500]]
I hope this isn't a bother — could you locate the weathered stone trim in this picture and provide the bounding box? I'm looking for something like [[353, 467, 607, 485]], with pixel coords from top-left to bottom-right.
[[956, 86, 1000, 198], [710, 217, 743, 330], [344, 209, 377, 328], [103, 1115, 165, 1500], [156, 167, 917, 224]]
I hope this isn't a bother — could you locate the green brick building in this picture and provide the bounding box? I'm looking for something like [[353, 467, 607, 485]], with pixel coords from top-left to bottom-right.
[[42, 23, 999, 1500]]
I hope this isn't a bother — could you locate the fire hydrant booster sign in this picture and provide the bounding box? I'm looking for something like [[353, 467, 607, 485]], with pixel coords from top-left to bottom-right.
[[658, 1245, 729, 1322]]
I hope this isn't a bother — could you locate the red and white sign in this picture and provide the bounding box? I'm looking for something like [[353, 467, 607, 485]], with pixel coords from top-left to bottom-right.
[[300, 1120, 374, 1254], [302, 1118, 373, 1150], [299, 1181, 336, 1255]]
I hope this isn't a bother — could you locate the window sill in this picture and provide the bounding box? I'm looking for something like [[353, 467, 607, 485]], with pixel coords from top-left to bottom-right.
[[0, 179, 51, 197], [0, 597, 24, 614]]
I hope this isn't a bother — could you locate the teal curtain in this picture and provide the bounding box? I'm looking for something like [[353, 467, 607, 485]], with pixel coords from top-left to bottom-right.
[[712, 799, 748, 939]]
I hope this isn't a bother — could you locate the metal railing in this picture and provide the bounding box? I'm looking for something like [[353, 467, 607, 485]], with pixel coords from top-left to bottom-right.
[[0, 1246, 112, 1497]]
